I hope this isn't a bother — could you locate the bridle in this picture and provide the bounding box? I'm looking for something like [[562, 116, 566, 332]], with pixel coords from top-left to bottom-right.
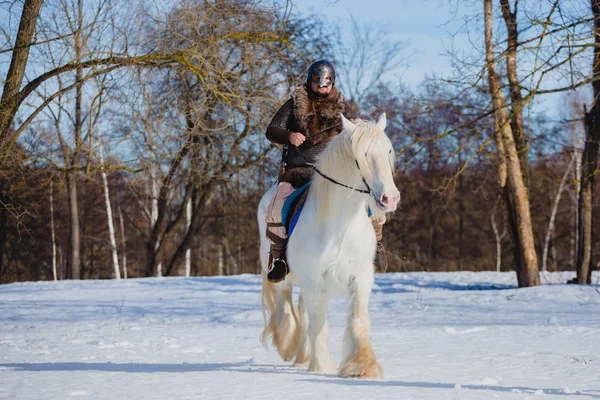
[[310, 158, 386, 210], [288, 124, 386, 209]]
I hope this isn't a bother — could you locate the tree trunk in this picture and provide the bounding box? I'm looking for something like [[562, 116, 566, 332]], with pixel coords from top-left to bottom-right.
[[0, 194, 7, 282], [58, 245, 64, 280], [499, 0, 529, 190], [88, 242, 95, 279], [0, 209, 5, 282], [99, 144, 120, 279], [571, 189, 578, 268], [0, 0, 44, 161], [50, 180, 58, 281], [484, 0, 539, 287], [491, 197, 503, 272], [185, 197, 192, 277], [576, 179, 593, 284], [65, 0, 85, 280], [118, 205, 127, 279], [572, 118, 584, 268], [164, 182, 218, 277], [499, 0, 540, 285], [426, 141, 436, 265], [499, 0, 528, 276], [148, 166, 162, 277], [147, 153, 188, 276], [217, 242, 224, 276], [66, 172, 80, 279], [222, 236, 239, 276], [543, 153, 575, 271], [146, 106, 201, 276], [575, 0, 600, 284], [457, 151, 464, 270], [0, 178, 11, 282]]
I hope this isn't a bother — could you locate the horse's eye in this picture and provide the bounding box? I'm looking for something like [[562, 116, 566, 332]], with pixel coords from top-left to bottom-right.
[[389, 149, 392, 154]]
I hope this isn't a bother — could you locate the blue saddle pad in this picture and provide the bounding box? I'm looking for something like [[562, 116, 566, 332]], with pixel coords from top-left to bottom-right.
[[281, 182, 310, 237]]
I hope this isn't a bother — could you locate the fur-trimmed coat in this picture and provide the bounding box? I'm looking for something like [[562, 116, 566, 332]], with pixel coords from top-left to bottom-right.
[[266, 84, 356, 187]]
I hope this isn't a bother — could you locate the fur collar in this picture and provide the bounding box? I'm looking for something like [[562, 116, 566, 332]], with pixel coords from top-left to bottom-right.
[[292, 84, 347, 145]]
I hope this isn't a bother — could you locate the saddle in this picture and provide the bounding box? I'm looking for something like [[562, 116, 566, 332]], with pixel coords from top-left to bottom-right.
[[282, 182, 310, 238]]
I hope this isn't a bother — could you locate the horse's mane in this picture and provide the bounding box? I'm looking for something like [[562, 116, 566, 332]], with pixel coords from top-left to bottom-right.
[[312, 120, 392, 221]]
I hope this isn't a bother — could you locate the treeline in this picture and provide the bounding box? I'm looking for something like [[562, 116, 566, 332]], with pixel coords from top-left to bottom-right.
[[1, 0, 599, 285], [3, 142, 599, 283]]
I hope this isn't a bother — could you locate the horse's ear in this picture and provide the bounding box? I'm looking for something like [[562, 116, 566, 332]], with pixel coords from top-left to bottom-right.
[[376, 113, 387, 131], [341, 114, 356, 135]]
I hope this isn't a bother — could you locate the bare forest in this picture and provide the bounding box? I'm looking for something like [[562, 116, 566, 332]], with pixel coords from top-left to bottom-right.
[[1, 0, 599, 286]]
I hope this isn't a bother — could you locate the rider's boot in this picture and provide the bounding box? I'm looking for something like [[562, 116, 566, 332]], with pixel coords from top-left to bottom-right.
[[372, 218, 388, 274], [267, 239, 289, 283]]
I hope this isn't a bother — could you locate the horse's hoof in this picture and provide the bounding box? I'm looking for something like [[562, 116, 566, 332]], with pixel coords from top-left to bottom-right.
[[292, 354, 310, 366], [349, 369, 383, 379], [339, 364, 383, 379], [307, 357, 337, 373], [338, 351, 383, 379], [308, 364, 337, 373]]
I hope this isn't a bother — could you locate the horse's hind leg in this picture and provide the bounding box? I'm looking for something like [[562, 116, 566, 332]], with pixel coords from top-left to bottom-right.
[[338, 277, 383, 379], [292, 293, 311, 366], [304, 291, 337, 373], [261, 277, 300, 362]]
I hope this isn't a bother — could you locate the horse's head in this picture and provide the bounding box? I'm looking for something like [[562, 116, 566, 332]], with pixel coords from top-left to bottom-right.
[[341, 114, 400, 212]]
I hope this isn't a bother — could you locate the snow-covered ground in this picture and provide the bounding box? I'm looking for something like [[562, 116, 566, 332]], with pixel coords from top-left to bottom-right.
[[1, 271, 599, 400]]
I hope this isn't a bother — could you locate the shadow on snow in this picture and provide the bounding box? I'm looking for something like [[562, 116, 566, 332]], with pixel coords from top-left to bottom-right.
[[2, 362, 597, 398], [299, 377, 600, 398], [373, 278, 515, 294]]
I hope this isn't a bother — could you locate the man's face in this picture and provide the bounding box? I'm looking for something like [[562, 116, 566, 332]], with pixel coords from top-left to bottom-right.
[[310, 77, 333, 98]]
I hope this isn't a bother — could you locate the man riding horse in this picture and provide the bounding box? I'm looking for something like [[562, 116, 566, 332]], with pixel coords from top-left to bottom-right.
[[264, 59, 389, 283]]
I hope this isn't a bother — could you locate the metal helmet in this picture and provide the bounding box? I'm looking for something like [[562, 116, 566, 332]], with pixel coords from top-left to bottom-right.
[[306, 59, 336, 87]]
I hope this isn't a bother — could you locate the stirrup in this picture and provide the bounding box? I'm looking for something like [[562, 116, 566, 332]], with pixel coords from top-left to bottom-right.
[[268, 258, 289, 283]]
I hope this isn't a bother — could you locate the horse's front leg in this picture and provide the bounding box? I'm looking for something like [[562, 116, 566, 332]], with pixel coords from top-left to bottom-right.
[[338, 275, 383, 379], [303, 291, 337, 373], [292, 293, 311, 366]]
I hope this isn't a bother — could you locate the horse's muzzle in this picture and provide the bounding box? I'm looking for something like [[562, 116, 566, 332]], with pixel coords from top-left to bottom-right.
[[379, 189, 400, 212]]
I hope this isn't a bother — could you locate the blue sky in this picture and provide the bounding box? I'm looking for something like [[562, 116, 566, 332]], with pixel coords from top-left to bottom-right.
[[295, 0, 480, 86], [294, 0, 573, 118], [0, 0, 580, 119], [0, 0, 473, 88]]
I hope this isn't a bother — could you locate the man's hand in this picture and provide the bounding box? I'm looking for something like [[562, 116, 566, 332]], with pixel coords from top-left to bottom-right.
[[289, 132, 306, 146]]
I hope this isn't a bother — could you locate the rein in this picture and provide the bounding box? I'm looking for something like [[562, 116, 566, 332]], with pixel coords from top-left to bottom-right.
[[305, 122, 341, 140], [289, 143, 385, 209], [278, 123, 341, 180]]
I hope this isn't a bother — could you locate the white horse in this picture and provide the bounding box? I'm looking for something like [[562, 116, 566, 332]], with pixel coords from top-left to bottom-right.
[[257, 114, 400, 378]]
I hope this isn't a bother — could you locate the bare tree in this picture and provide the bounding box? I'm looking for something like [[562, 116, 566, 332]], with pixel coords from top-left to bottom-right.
[[484, 0, 539, 287], [184, 197, 191, 277], [0, 0, 44, 164], [150, 167, 162, 276], [573, 0, 600, 284], [490, 194, 508, 272], [99, 142, 120, 279], [334, 16, 408, 111], [50, 179, 58, 280], [0, 0, 294, 168], [127, 0, 334, 277], [118, 205, 127, 279], [217, 243, 224, 276], [543, 152, 576, 272], [499, 0, 530, 189]]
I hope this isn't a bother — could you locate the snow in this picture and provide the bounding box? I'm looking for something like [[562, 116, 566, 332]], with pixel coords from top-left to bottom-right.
[[1, 271, 599, 400]]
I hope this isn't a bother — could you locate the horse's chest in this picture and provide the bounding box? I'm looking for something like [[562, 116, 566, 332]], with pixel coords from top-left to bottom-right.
[[289, 219, 376, 279]]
